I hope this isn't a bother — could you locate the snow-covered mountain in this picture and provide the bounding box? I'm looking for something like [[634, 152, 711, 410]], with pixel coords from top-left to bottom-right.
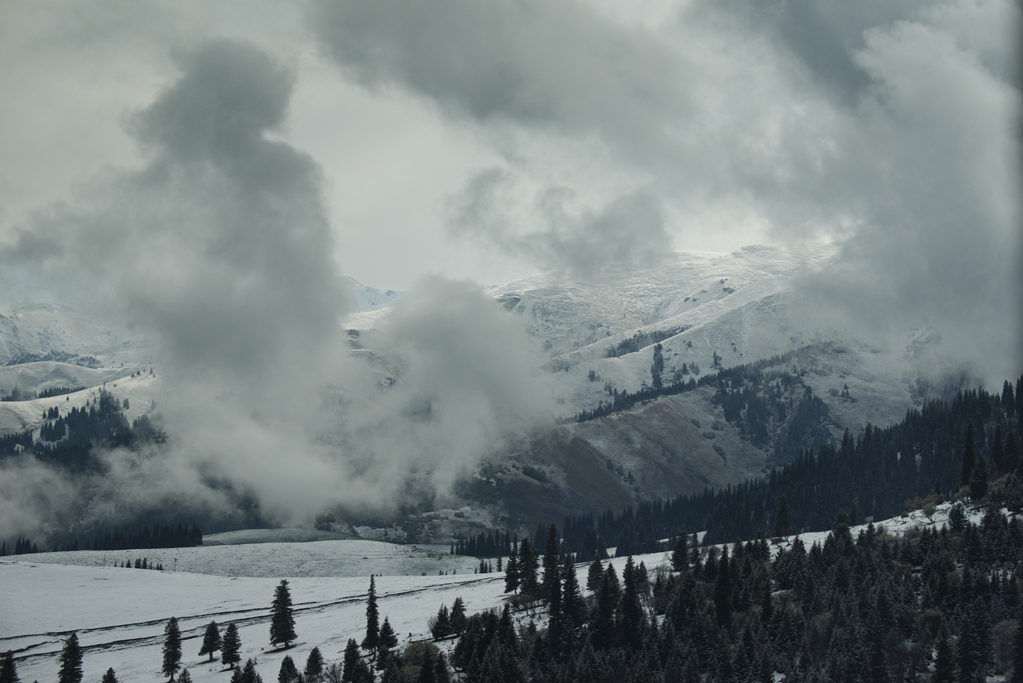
[[0, 244, 950, 535], [338, 244, 942, 530], [348, 277, 402, 312], [0, 503, 965, 683], [0, 303, 147, 369]]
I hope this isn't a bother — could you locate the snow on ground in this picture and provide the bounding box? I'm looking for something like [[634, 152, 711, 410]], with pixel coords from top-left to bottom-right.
[[708, 500, 990, 560], [1, 559, 506, 683], [0, 501, 988, 683], [17, 538, 487, 579], [0, 370, 162, 440], [0, 532, 680, 683]]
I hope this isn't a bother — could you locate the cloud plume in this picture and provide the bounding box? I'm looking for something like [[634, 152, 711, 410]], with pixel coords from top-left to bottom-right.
[[311, 0, 1022, 384], [0, 38, 555, 541], [449, 169, 672, 278]]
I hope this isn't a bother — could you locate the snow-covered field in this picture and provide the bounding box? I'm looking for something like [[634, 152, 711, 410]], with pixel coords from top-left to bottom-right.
[[1, 537, 515, 683], [1, 504, 971, 683], [0, 535, 662, 683]]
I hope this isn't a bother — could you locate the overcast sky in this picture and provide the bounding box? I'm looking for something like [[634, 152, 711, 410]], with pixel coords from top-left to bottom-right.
[[2, 0, 1015, 295], [0, 0, 1019, 537], [0, 0, 1020, 386]]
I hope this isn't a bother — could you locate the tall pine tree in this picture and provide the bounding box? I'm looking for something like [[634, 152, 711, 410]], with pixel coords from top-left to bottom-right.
[[57, 633, 83, 683], [961, 422, 977, 489], [0, 651, 19, 683], [222, 624, 242, 669], [163, 617, 182, 681], [361, 575, 379, 653], [504, 542, 520, 593], [542, 523, 561, 607], [304, 647, 324, 683], [199, 621, 221, 662], [270, 580, 297, 649]]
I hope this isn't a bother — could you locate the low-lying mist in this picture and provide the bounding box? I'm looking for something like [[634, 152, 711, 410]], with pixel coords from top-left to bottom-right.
[[0, 40, 551, 544]]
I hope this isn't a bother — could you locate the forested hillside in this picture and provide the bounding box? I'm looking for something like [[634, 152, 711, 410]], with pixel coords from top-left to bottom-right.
[[557, 375, 1023, 557]]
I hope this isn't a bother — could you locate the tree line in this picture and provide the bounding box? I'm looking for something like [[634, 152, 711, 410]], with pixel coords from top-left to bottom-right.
[[559, 375, 1023, 556], [52, 523, 203, 553]]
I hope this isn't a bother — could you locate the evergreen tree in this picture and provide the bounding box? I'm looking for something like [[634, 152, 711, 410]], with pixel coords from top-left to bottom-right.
[[270, 580, 297, 649], [57, 633, 83, 683], [714, 547, 733, 628], [240, 659, 263, 683], [591, 570, 617, 650], [449, 597, 467, 635], [199, 620, 221, 662], [961, 422, 977, 488], [586, 553, 604, 592], [993, 425, 1006, 473], [418, 647, 436, 683], [163, 617, 182, 681], [949, 503, 967, 533], [430, 604, 452, 639], [518, 537, 539, 596], [542, 523, 561, 607], [959, 601, 981, 683], [304, 647, 324, 683], [1007, 431, 1021, 473], [381, 661, 401, 683], [361, 575, 379, 652], [561, 553, 586, 628], [670, 531, 688, 571], [504, 542, 520, 593], [603, 563, 621, 603], [773, 496, 792, 538], [970, 455, 989, 501], [342, 639, 361, 683], [0, 651, 19, 683], [100, 668, 116, 683], [278, 656, 299, 683], [379, 617, 399, 649], [434, 652, 451, 683], [619, 556, 645, 650], [1012, 600, 1023, 683], [222, 624, 242, 669]]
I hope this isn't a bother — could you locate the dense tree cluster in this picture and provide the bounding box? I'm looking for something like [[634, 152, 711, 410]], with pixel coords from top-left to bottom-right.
[[52, 523, 203, 553], [0, 538, 39, 556], [605, 328, 688, 360], [562, 376, 1022, 554], [0, 430, 33, 456], [450, 530, 515, 558], [0, 389, 164, 470], [467, 509, 1023, 682], [38, 386, 86, 399], [3, 374, 1021, 683], [575, 349, 805, 423]]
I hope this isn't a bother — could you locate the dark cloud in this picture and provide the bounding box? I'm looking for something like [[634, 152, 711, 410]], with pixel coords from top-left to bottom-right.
[[311, 0, 1021, 385], [705, 0, 925, 101], [449, 168, 671, 278], [0, 37, 556, 536], [307, 0, 685, 134], [3, 39, 350, 387], [335, 277, 552, 503], [0, 39, 357, 529]]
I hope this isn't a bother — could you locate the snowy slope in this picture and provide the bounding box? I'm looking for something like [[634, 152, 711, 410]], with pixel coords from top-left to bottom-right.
[[342, 243, 924, 429], [0, 370, 161, 440], [0, 504, 968, 683], [348, 277, 402, 312], [0, 303, 147, 368], [0, 244, 943, 539]]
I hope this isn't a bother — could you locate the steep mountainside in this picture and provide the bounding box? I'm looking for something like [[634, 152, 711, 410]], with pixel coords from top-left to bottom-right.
[[0, 244, 954, 537]]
